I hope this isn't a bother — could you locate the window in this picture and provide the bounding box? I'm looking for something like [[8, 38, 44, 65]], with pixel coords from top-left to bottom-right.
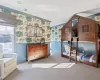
[[0, 25, 14, 53], [82, 25, 89, 32]]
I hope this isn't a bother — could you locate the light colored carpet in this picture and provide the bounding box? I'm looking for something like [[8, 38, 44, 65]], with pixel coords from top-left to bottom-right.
[[4, 56, 100, 80]]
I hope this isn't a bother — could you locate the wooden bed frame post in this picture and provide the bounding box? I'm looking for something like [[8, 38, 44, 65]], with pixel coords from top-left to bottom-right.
[[61, 39, 63, 57], [95, 40, 99, 68], [69, 40, 72, 62]]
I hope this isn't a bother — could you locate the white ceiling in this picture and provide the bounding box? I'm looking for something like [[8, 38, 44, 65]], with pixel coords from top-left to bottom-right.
[[0, 0, 100, 26]]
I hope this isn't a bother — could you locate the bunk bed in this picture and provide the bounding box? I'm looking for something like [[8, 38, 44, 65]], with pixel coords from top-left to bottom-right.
[[61, 15, 100, 67]]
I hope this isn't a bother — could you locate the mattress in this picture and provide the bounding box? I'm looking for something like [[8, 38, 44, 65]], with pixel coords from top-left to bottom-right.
[[63, 52, 96, 63]]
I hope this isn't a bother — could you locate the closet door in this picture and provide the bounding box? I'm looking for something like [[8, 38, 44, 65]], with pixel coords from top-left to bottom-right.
[[78, 17, 97, 41], [61, 21, 72, 41]]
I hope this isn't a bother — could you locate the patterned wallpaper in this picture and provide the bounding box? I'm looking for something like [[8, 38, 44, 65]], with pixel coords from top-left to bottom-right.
[[94, 15, 100, 24], [0, 5, 51, 43], [50, 24, 64, 42], [88, 13, 100, 24]]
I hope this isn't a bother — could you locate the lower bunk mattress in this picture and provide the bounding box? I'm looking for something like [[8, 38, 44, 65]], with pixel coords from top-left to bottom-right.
[[63, 52, 96, 63]]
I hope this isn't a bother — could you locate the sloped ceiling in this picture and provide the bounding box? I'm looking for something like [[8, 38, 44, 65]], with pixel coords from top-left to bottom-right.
[[0, 0, 100, 26]]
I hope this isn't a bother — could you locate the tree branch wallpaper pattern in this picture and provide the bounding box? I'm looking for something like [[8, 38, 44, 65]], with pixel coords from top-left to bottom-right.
[[50, 24, 64, 42], [94, 15, 100, 24], [0, 5, 51, 43], [88, 13, 100, 24]]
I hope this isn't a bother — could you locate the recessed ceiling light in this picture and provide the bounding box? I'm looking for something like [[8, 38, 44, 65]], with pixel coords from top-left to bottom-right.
[[41, 8, 57, 11], [17, 1, 22, 4], [36, 5, 57, 11]]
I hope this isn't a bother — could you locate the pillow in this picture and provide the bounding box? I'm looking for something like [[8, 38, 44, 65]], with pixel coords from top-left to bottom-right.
[[64, 44, 70, 54]]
